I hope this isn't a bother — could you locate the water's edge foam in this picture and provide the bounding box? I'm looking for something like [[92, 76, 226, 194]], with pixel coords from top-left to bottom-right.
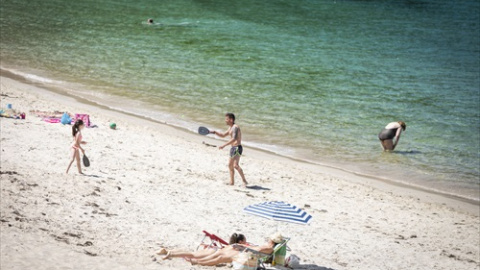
[[1, 67, 479, 205]]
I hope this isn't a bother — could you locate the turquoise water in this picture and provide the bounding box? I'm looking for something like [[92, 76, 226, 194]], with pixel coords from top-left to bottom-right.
[[1, 0, 479, 200]]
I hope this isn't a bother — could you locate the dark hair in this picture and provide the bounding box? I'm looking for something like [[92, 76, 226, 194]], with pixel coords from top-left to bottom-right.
[[398, 121, 406, 131], [72, 119, 84, 137], [225, 113, 235, 122], [229, 233, 246, 244], [148, 18, 153, 23]]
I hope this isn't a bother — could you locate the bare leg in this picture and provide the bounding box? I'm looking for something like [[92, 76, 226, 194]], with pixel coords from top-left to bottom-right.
[[66, 149, 77, 174], [192, 247, 225, 262], [382, 139, 394, 151], [75, 150, 83, 174], [159, 248, 216, 260], [233, 156, 247, 187], [193, 255, 231, 266], [192, 248, 238, 266], [228, 158, 235, 185]]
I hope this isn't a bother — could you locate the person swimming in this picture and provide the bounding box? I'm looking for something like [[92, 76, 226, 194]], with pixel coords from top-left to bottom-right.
[[378, 121, 406, 151]]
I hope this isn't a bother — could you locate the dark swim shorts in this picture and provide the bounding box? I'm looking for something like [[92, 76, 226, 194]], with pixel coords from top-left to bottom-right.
[[230, 145, 243, 158]]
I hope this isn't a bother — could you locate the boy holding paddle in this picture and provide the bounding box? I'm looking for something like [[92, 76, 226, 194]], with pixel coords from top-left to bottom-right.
[[210, 113, 248, 187]]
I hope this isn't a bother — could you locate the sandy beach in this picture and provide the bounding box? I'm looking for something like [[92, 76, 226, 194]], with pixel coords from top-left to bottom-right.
[[1, 75, 479, 270]]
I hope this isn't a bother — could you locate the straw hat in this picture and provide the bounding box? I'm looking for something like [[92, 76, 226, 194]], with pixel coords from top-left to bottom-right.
[[269, 232, 284, 244]]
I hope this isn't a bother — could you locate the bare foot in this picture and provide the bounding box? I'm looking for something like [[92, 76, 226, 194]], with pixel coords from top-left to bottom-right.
[[225, 182, 234, 186], [242, 181, 248, 188], [156, 248, 167, 255], [162, 251, 171, 260]]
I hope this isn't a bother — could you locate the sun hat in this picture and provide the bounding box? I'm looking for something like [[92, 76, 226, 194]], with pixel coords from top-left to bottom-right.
[[268, 232, 284, 244]]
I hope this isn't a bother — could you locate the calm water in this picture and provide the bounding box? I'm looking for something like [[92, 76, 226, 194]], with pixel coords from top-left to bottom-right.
[[1, 0, 479, 200]]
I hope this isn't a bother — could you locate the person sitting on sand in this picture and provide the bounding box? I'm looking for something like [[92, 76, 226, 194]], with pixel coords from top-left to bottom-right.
[[66, 119, 87, 174], [157, 233, 247, 261], [378, 121, 406, 151], [189, 232, 283, 266]]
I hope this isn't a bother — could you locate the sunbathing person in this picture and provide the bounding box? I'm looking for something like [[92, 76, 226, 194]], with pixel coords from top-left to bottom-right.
[[157, 233, 247, 261], [190, 232, 284, 267]]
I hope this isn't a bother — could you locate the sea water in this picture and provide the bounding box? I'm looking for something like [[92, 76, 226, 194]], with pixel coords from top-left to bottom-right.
[[1, 0, 479, 200]]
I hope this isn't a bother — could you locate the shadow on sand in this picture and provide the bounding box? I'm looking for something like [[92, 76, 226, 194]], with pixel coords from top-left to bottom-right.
[[84, 174, 101, 178], [299, 264, 337, 270], [246, 185, 271, 191], [271, 264, 337, 270]]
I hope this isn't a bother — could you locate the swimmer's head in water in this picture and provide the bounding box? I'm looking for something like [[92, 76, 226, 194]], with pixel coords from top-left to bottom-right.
[[398, 121, 406, 131], [147, 18, 153, 24]]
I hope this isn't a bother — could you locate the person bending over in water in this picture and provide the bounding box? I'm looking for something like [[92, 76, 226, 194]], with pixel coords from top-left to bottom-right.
[[378, 121, 406, 151], [66, 119, 87, 174], [211, 113, 248, 187], [157, 233, 247, 261], [189, 232, 284, 266]]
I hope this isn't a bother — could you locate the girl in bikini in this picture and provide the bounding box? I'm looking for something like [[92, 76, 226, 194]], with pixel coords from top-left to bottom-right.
[[66, 119, 87, 174], [157, 233, 247, 261], [189, 233, 281, 266]]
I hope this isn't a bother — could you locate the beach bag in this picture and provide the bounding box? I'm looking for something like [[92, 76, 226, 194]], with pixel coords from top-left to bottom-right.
[[61, 113, 71, 125], [75, 114, 90, 127], [82, 155, 90, 167], [285, 254, 301, 268], [232, 252, 257, 270]]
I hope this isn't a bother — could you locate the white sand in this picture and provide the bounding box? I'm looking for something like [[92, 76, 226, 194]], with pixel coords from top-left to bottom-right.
[[1, 75, 479, 270]]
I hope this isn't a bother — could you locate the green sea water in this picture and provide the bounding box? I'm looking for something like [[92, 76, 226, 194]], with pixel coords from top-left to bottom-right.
[[1, 0, 479, 200]]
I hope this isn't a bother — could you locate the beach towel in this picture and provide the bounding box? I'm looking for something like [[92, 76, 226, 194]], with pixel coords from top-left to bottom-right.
[[43, 118, 61, 123], [75, 114, 90, 127]]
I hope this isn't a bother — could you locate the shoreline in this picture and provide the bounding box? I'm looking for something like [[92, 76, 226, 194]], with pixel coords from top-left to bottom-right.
[[1, 73, 479, 270], [1, 70, 478, 214], [2, 67, 479, 203]]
